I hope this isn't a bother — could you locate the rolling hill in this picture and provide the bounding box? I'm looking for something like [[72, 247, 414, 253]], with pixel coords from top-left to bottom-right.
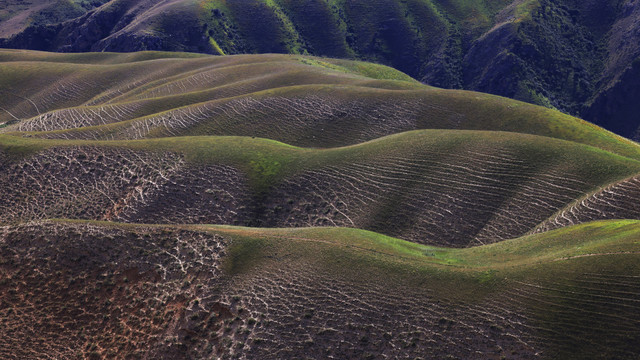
[[1, 50, 640, 359], [1, 219, 639, 359], [1, 0, 640, 140], [2, 129, 640, 247]]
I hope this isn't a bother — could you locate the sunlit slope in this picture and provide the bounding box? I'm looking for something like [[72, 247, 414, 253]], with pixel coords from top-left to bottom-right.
[[1, 219, 638, 359], [212, 220, 640, 359], [1, 50, 639, 161], [2, 130, 639, 247], [0, 53, 412, 124]]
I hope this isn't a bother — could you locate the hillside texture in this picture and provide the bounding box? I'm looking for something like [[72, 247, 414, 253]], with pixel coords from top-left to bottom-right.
[[1, 51, 640, 359], [1, 220, 639, 359], [1, 0, 640, 139]]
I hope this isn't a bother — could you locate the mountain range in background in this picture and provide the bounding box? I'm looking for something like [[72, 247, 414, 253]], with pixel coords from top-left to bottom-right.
[[1, 0, 640, 139]]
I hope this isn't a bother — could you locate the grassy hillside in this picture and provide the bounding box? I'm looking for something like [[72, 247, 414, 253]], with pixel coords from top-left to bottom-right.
[[1, 50, 638, 162], [0, 0, 513, 79], [1, 129, 640, 247], [535, 172, 640, 233], [1, 50, 640, 358], [2, 0, 639, 140], [1, 219, 638, 359]]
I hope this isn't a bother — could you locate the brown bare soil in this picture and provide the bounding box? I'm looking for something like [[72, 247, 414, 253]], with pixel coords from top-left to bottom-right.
[[1, 221, 639, 359], [1, 139, 633, 247], [0, 221, 230, 359]]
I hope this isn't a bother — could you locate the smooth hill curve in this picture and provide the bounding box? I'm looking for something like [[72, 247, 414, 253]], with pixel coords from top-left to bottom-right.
[[2, 50, 639, 161], [1, 49, 640, 359], [3, 1, 640, 140], [1, 130, 639, 247], [1, 219, 638, 359]]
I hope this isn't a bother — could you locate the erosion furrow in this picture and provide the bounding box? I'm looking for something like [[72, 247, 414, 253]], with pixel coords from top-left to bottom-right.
[[1, 130, 637, 247], [536, 174, 640, 233]]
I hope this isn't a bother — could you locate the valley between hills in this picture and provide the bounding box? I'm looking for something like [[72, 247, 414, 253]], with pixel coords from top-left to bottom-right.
[[0, 50, 639, 359]]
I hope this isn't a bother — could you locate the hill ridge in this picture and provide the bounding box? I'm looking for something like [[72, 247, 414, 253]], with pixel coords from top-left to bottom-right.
[[1, 50, 640, 359], [1, 50, 639, 161], [1, 218, 638, 359], [2, 0, 640, 139], [2, 129, 639, 247]]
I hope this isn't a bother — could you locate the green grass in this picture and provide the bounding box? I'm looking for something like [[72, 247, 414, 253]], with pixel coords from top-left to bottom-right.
[[48, 216, 640, 298], [24, 217, 640, 359], [2, 128, 640, 193], [433, 220, 640, 268], [2, 50, 638, 164], [56, 213, 640, 287], [13, 85, 640, 162], [513, 0, 541, 22], [200, 219, 640, 275], [315, 57, 420, 82], [190, 0, 528, 80]]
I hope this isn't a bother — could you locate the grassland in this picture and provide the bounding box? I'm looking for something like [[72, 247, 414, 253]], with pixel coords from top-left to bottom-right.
[[3, 0, 640, 142], [1, 50, 640, 359], [2, 128, 640, 247], [210, 219, 640, 359], [1, 50, 638, 160], [1, 219, 638, 358], [2, 50, 640, 246]]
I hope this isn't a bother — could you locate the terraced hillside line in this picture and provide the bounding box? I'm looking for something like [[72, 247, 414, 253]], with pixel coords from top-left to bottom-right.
[[20, 84, 640, 163], [535, 173, 640, 233], [0, 221, 545, 359], [12, 69, 364, 133], [0, 221, 231, 359], [218, 257, 540, 359], [263, 150, 593, 247], [0, 59, 218, 121], [3, 50, 640, 162], [122, 92, 421, 142], [106, 61, 327, 102], [0, 52, 412, 124], [0, 146, 251, 225], [117, 164, 252, 225], [16, 90, 444, 142], [2, 131, 637, 247], [3, 221, 639, 358], [12, 68, 414, 134], [0, 55, 341, 123], [76, 55, 326, 105], [505, 267, 640, 359], [15, 102, 146, 132]]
